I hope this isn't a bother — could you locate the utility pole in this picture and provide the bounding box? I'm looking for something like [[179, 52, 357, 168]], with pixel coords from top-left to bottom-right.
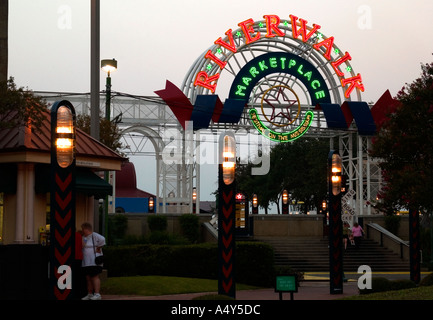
[[0, 0, 8, 83], [90, 0, 100, 141]]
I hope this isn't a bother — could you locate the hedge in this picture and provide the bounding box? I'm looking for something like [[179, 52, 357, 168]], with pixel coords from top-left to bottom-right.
[[103, 241, 275, 287], [359, 277, 417, 294]]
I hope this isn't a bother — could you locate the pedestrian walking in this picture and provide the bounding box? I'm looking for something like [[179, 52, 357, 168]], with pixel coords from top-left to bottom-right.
[[343, 222, 351, 250], [351, 222, 364, 250]]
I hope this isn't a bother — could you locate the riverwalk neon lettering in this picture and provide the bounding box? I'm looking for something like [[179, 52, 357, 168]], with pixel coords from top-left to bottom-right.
[[194, 14, 364, 99]]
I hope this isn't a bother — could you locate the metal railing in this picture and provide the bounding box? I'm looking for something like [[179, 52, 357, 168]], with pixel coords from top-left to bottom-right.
[[366, 223, 409, 260]]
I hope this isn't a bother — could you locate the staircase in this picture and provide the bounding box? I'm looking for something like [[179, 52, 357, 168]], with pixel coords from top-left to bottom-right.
[[256, 237, 410, 272]]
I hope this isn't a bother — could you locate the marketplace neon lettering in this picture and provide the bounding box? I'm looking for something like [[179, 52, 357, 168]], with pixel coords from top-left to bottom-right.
[[228, 52, 330, 106], [194, 14, 364, 99]]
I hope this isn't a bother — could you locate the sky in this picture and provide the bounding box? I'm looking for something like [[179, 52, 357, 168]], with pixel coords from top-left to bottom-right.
[[7, 0, 433, 203]]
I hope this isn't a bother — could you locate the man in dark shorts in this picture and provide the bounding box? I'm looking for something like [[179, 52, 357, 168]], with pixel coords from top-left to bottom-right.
[[81, 222, 105, 300]]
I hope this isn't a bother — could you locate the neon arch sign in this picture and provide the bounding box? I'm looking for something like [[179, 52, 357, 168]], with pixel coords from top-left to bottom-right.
[[156, 14, 367, 141], [194, 14, 365, 100]]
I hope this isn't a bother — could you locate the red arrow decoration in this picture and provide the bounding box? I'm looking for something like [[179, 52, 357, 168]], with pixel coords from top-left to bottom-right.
[[55, 210, 71, 229], [222, 264, 232, 278], [55, 247, 71, 266], [222, 278, 233, 293], [222, 220, 232, 234], [55, 192, 72, 211], [54, 287, 71, 300], [55, 173, 72, 192], [222, 234, 232, 248], [55, 229, 71, 248], [222, 190, 233, 204], [222, 249, 232, 263], [222, 205, 233, 218]]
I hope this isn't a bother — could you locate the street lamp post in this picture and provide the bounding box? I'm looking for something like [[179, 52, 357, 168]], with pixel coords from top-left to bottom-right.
[[282, 189, 289, 214], [101, 58, 117, 237], [192, 187, 197, 214], [148, 196, 155, 213], [101, 58, 117, 121], [328, 150, 343, 294], [218, 133, 236, 299], [252, 193, 258, 214], [50, 100, 76, 300]]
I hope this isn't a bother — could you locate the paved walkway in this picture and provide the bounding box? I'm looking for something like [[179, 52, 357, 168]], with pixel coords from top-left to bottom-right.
[[103, 281, 359, 300]]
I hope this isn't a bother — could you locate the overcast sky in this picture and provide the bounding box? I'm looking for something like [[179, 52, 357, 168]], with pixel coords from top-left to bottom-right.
[[7, 0, 433, 202]]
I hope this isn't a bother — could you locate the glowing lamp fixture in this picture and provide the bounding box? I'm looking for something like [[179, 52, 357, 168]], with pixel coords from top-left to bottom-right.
[[322, 200, 327, 210], [282, 189, 289, 205], [192, 187, 197, 203], [101, 58, 117, 76], [252, 194, 258, 208], [55, 106, 75, 168], [149, 197, 154, 211], [222, 135, 236, 185], [331, 153, 342, 195]]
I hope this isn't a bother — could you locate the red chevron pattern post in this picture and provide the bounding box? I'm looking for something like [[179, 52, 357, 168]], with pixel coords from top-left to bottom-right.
[[218, 174, 236, 298], [50, 101, 76, 300], [409, 209, 420, 284], [328, 150, 344, 295]]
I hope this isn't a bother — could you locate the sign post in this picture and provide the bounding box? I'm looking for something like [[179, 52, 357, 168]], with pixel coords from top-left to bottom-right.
[[275, 275, 298, 300]]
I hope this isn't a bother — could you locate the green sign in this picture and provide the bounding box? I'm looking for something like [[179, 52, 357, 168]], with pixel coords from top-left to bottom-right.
[[275, 275, 298, 293], [229, 52, 331, 106], [250, 109, 314, 142]]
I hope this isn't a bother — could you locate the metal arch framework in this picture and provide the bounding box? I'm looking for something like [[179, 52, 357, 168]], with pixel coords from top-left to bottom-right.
[[34, 16, 380, 217], [177, 17, 377, 218], [181, 19, 361, 104]]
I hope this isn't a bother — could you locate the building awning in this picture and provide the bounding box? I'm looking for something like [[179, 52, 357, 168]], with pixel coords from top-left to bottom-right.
[[35, 165, 112, 198], [76, 169, 112, 199]]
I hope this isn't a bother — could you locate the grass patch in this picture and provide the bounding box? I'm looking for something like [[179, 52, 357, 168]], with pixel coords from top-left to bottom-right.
[[101, 276, 261, 296], [343, 285, 433, 300]]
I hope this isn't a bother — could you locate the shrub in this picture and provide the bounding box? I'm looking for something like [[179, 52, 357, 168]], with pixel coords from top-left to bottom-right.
[[179, 214, 200, 243], [103, 241, 275, 287], [384, 214, 401, 235], [359, 277, 417, 294], [420, 272, 433, 286], [235, 242, 275, 287], [359, 277, 390, 294], [147, 215, 167, 232], [192, 294, 234, 300], [389, 279, 416, 291], [108, 214, 128, 245]]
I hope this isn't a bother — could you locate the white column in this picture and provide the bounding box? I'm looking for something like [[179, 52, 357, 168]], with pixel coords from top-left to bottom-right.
[[15, 163, 25, 243], [25, 163, 35, 243]]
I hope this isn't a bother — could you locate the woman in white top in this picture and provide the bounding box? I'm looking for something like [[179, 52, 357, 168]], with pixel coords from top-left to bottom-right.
[[81, 222, 105, 300]]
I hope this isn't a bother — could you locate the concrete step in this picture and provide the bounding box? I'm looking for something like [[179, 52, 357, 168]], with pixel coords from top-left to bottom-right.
[[256, 236, 409, 272]]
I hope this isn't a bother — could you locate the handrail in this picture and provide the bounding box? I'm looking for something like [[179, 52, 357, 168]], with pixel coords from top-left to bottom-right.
[[366, 223, 409, 260]]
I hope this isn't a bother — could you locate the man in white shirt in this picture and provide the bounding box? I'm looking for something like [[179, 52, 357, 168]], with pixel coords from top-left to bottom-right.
[[80, 222, 105, 300]]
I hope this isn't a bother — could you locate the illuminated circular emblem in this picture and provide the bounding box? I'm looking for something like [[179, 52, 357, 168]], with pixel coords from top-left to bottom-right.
[[260, 85, 301, 128], [227, 52, 330, 142]]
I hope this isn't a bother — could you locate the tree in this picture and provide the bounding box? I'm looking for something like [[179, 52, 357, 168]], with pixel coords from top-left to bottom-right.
[[370, 61, 433, 213], [236, 137, 329, 214], [0, 77, 48, 131], [76, 113, 123, 153]]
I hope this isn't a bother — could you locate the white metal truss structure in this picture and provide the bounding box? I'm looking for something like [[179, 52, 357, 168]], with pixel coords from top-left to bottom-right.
[[35, 17, 381, 216]]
